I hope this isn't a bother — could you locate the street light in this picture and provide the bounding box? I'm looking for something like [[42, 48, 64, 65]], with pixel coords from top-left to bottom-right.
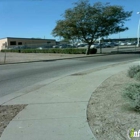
[[137, 12, 140, 47]]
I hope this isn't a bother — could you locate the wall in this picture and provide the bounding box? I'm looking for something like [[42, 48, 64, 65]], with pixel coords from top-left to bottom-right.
[[7, 38, 56, 48], [0, 38, 8, 50]]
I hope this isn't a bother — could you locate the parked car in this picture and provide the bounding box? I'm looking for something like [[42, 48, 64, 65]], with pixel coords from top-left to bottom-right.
[[90, 43, 100, 48], [53, 44, 72, 48], [79, 43, 100, 48], [9, 46, 27, 50], [126, 42, 131, 45], [35, 45, 52, 50], [113, 42, 119, 46], [133, 42, 137, 45], [103, 43, 115, 47], [53, 45, 59, 48], [77, 43, 88, 48], [36, 47, 44, 50], [128, 42, 137, 45], [10, 46, 20, 50], [119, 42, 126, 46], [59, 44, 73, 48]]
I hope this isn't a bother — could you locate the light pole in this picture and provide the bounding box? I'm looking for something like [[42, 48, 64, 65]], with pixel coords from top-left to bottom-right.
[[99, 38, 102, 54], [137, 12, 140, 47], [4, 42, 8, 64], [117, 31, 120, 53]]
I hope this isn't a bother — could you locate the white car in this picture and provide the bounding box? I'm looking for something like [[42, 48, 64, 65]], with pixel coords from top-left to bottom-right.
[[127, 42, 135, 46], [91, 43, 100, 48], [77, 43, 88, 48], [120, 42, 126, 46], [104, 43, 115, 47]]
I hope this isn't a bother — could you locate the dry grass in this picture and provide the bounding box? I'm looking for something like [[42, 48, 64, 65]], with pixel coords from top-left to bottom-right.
[[87, 71, 140, 140]]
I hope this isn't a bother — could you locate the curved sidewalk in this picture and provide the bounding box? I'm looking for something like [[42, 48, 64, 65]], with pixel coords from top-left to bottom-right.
[[0, 60, 139, 140]]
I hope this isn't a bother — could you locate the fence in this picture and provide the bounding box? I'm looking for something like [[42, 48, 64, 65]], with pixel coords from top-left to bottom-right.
[[95, 41, 140, 54]]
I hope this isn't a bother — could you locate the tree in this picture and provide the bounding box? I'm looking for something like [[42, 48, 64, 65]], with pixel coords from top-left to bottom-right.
[[52, 0, 132, 55]]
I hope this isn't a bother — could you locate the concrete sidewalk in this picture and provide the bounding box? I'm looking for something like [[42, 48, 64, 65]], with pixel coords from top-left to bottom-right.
[[0, 60, 140, 140]]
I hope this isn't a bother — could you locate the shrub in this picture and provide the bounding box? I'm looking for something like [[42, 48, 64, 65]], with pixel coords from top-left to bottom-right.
[[127, 65, 140, 78], [134, 71, 140, 81], [122, 83, 140, 111], [90, 48, 97, 54]]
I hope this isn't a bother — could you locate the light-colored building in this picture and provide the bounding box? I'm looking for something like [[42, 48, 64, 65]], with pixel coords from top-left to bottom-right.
[[0, 37, 56, 50]]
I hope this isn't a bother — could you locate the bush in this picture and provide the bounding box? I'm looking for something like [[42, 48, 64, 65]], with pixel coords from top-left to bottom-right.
[[90, 48, 97, 54], [122, 83, 140, 111], [134, 71, 140, 81], [127, 65, 140, 78]]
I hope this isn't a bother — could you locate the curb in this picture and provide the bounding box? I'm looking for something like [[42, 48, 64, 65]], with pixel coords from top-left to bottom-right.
[[111, 51, 140, 54], [1, 51, 138, 65], [0, 53, 109, 65]]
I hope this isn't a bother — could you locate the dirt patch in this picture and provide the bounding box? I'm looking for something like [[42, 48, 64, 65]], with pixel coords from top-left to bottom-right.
[[87, 71, 140, 140], [0, 105, 27, 137], [0, 52, 86, 64]]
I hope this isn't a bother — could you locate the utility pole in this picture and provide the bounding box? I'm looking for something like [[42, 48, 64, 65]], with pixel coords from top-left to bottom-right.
[[4, 42, 7, 64], [117, 32, 120, 53], [99, 38, 102, 54]]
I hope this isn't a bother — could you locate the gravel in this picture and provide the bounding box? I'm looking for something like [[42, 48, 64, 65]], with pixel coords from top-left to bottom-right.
[[0, 105, 27, 137], [87, 71, 140, 140], [0, 52, 86, 64]]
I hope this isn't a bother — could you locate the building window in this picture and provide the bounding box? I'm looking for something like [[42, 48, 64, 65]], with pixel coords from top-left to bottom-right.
[[18, 42, 22, 45], [47, 41, 51, 44], [10, 41, 16, 45]]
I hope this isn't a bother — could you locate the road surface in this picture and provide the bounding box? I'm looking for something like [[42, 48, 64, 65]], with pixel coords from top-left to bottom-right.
[[0, 54, 140, 97]]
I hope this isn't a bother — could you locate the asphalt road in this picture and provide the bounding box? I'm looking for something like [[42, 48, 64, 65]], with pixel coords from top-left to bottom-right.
[[0, 54, 140, 98]]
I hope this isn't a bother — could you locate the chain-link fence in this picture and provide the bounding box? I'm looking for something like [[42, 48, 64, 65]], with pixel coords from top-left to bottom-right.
[[0, 41, 140, 64], [95, 40, 140, 54]]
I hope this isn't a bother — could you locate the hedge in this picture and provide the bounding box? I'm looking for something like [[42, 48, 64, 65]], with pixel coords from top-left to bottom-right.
[[1, 48, 97, 54]]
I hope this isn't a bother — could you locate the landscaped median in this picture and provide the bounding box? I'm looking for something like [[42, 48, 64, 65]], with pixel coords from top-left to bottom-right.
[[87, 65, 140, 140], [1, 48, 97, 54]]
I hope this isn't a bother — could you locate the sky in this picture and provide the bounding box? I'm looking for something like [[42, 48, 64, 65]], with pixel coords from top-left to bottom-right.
[[0, 0, 140, 41]]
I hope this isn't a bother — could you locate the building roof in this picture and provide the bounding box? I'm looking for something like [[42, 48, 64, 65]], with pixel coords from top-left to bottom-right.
[[0, 37, 55, 41]]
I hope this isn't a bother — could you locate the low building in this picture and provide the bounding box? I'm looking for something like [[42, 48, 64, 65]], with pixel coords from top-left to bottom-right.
[[0, 37, 56, 50]]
